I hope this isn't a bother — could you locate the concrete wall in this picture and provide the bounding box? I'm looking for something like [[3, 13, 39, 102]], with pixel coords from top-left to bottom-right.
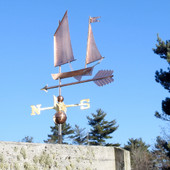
[[0, 141, 131, 170]]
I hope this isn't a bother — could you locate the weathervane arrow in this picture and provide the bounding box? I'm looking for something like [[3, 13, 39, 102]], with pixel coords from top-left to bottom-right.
[[41, 70, 114, 92]]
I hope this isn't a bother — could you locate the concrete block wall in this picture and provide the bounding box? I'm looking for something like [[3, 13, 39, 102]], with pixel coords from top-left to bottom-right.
[[0, 141, 131, 170]]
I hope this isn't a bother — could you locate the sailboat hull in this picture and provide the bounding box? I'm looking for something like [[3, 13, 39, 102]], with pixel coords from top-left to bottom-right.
[[51, 67, 93, 80]]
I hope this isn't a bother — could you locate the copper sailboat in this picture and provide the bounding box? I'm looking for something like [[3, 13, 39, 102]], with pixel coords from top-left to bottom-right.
[[51, 11, 103, 81]]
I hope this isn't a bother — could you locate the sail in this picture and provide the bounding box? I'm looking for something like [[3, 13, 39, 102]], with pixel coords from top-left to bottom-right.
[[54, 11, 74, 67], [85, 24, 102, 65]]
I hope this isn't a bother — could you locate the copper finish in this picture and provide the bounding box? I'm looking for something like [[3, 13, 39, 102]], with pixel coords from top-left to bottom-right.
[[54, 11, 67, 35], [32, 11, 114, 145], [41, 70, 114, 91], [57, 95, 64, 102], [93, 70, 114, 86], [51, 67, 93, 80], [54, 111, 67, 124], [54, 10, 75, 67]]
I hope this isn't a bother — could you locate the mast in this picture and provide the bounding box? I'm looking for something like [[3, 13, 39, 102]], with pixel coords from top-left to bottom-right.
[[59, 66, 61, 95], [85, 16, 91, 68], [54, 10, 74, 144], [58, 66, 62, 144]]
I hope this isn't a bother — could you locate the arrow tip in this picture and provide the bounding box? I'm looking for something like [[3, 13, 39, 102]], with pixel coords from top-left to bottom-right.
[[41, 85, 48, 92]]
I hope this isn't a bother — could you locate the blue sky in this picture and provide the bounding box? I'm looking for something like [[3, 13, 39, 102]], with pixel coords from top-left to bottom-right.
[[0, 0, 169, 146]]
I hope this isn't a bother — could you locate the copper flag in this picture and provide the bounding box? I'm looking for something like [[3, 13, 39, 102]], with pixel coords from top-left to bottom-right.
[[90, 16, 101, 23]]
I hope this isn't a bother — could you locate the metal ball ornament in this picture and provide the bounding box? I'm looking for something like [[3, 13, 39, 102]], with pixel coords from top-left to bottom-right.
[[54, 110, 67, 124], [57, 95, 64, 102]]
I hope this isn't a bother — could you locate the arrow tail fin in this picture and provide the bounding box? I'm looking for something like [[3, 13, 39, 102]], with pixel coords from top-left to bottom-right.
[[93, 70, 114, 86]]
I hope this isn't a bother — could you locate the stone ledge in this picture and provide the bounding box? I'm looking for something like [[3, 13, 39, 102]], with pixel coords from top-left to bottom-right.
[[0, 141, 131, 170]]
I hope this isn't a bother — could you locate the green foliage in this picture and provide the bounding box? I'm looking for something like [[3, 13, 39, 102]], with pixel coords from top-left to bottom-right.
[[87, 109, 119, 146], [153, 34, 170, 121], [153, 34, 170, 62], [70, 125, 87, 145], [152, 136, 170, 169], [124, 138, 150, 151], [21, 136, 34, 143], [44, 122, 74, 144], [124, 138, 156, 170]]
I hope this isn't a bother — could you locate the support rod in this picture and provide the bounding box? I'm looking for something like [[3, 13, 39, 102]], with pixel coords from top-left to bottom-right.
[[58, 66, 62, 144]]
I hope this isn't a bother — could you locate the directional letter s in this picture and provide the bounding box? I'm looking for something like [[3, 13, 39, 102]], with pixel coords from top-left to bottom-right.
[[80, 99, 90, 110]]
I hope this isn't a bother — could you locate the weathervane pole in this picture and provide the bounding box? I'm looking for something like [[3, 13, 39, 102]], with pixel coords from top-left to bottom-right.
[[58, 66, 62, 144]]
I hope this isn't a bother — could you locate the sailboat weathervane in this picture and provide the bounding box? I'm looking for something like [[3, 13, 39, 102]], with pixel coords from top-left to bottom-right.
[[31, 11, 114, 144]]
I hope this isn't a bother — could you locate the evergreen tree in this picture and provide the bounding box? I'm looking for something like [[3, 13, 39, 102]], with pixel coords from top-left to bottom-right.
[[44, 122, 74, 144], [21, 136, 34, 143], [124, 138, 150, 151], [70, 125, 87, 145], [153, 35, 170, 121], [124, 138, 156, 170], [152, 136, 170, 169], [87, 109, 119, 146], [153, 35, 170, 169]]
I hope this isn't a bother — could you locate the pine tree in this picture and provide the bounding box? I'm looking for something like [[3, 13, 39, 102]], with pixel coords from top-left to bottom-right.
[[124, 138, 156, 170], [153, 34, 170, 121], [152, 136, 170, 169], [21, 136, 34, 143], [70, 125, 87, 145], [44, 122, 74, 144], [153, 35, 170, 169], [87, 109, 119, 146], [124, 138, 150, 151]]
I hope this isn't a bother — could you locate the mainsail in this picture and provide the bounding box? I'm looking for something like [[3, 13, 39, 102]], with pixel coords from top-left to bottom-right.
[[85, 20, 102, 66], [54, 11, 74, 67]]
